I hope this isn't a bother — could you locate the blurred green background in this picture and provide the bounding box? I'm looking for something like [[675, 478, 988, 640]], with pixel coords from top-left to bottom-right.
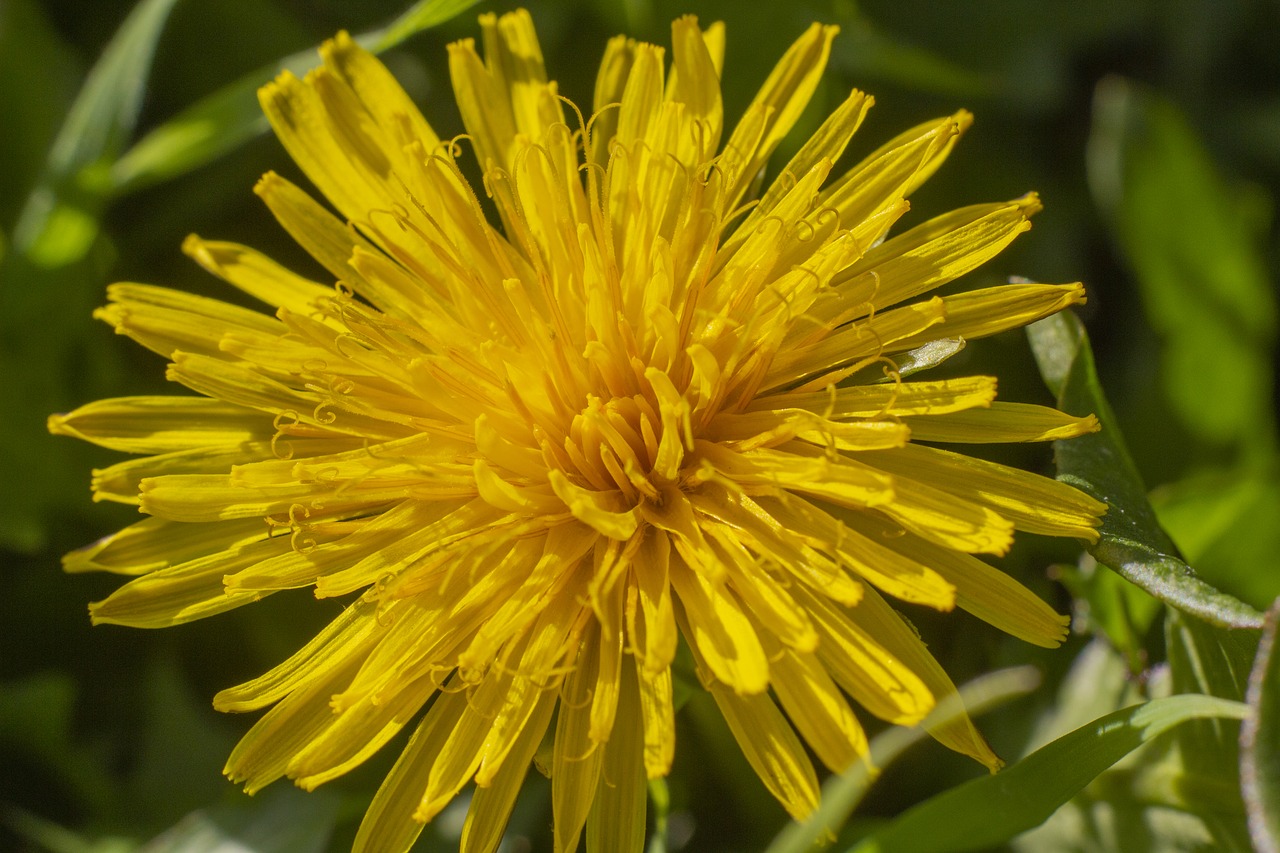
[[2, 0, 1277, 851]]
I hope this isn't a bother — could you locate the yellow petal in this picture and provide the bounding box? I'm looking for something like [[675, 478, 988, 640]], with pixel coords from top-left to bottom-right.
[[707, 528, 818, 652], [589, 564, 625, 742], [636, 662, 675, 778], [182, 235, 335, 316], [705, 679, 820, 820], [821, 111, 971, 234], [884, 483, 1017, 555], [258, 70, 391, 223], [858, 443, 1107, 540], [461, 687, 555, 853], [903, 402, 1100, 443], [721, 23, 838, 206], [585, 656, 647, 853], [62, 516, 269, 576], [92, 446, 246, 506], [253, 171, 378, 292], [841, 511, 1070, 648], [49, 396, 271, 454], [613, 42, 664, 155], [762, 493, 956, 610], [95, 282, 281, 360], [166, 352, 408, 440], [549, 470, 638, 540], [485, 10, 561, 146], [289, 672, 436, 791], [749, 375, 998, 419], [589, 35, 634, 168], [765, 296, 948, 391], [688, 487, 865, 607], [352, 677, 471, 853], [138, 470, 397, 523], [224, 499, 453, 593], [315, 499, 506, 599], [697, 441, 895, 511], [704, 408, 910, 453], [792, 583, 935, 725], [418, 664, 517, 822], [632, 530, 678, 673], [553, 626, 606, 853], [765, 641, 869, 774], [225, 650, 364, 794], [752, 87, 873, 223], [89, 533, 288, 628], [215, 596, 383, 712], [670, 559, 769, 695], [666, 15, 724, 160], [448, 37, 518, 173], [887, 282, 1087, 353], [847, 586, 1002, 770], [826, 194, 1041, 316], [475, 581, 589, 787], [320, 30, 440, 158]]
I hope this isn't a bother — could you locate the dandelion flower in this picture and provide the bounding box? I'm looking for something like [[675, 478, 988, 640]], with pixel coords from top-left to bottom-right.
[[51, 11, 1106, 852]]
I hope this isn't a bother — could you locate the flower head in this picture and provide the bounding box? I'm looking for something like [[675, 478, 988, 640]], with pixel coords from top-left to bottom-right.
[[52, 11, 1105, 852]]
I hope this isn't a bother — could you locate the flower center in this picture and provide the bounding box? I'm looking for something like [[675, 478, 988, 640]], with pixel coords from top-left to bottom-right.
[[566, 393, 666, 502]]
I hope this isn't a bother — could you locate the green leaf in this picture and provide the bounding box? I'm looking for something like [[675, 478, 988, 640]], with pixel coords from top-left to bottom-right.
[[1167, 611, 1257, 754], [1154, 466, 1280, 611], [1027, 310, 1265, 629], [109, 0, 483, 194], [1019, 639, 1142, 755], [373, 0, 485, 49], [1164, 611, 1256, 848], [1012, 784, 1235, 853], [846, 694, 1248, 853], [765, 666, 1042, 853], [10, 0, 179, 262], [1087, 77, 1276, 457], [1242, 602, 1280, 853], [1012, 638, 1245, 852], [37, 0, 179, 182]]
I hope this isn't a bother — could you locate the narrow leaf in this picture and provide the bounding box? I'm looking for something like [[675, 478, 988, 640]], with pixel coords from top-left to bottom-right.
[[38, 0, 179, 181], [1242, 602, 1280, 853], [11, 0, 179, 261], [848, 694, 1249, 853], [1028, 310, 1264, 629], [373, 0, 485, 49]]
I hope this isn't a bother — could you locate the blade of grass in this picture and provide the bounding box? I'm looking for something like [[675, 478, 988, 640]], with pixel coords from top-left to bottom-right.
[[847, 693, 1249, 853], [9, 0, 179, 264]]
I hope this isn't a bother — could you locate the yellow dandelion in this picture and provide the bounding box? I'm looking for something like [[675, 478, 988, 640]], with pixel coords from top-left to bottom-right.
[[51, 10, 1106, 852]]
